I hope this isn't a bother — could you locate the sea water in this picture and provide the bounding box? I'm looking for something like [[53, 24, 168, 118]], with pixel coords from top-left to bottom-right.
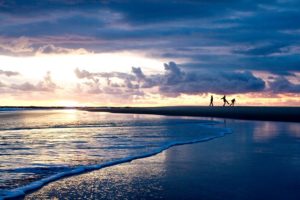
[[0, 109, 229, 199]]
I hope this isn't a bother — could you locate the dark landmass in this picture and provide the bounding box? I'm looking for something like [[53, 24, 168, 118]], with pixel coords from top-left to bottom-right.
[[1, 106, 300, 122], [82, 106, 300, 122]]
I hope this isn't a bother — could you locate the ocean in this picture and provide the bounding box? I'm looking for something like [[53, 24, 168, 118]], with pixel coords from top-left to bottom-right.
[[0, 109, 229, 199]]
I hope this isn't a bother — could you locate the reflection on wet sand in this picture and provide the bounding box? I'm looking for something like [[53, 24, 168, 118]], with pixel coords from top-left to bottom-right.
[[25, 119, 300, 200], [253, 121, 300, 142], [253, 121, 280, 142]]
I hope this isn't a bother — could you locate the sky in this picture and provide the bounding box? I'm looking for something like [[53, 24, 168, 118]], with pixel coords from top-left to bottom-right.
[[0, 0, 300, 107]]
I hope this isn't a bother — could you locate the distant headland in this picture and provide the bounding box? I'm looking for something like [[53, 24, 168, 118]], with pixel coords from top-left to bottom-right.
[[82, 106, 300, 123], [1, 106, 300, 122]]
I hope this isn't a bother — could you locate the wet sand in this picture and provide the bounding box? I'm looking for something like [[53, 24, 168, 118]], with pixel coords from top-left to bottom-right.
[[24, 119, 300, 200]]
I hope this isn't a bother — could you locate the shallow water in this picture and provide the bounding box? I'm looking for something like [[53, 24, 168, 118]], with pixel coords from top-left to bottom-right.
[[0, 110, 228, 198]]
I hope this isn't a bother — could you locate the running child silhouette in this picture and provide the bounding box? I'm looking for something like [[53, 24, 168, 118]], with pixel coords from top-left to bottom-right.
[[221, 95, 230, 106]]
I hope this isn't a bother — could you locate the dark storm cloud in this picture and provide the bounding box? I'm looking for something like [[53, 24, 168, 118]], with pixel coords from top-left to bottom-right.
[[233, 43, 287, 56], [131, 67, 146, 83], [269, 76, 300, 93], [1, 0, 300, 79], [158, 62, 266, 96], [176, 47, 300, 75]]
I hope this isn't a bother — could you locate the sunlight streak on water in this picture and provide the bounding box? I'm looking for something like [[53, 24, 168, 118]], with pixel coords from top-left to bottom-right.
[[0, 110, 227, 197]]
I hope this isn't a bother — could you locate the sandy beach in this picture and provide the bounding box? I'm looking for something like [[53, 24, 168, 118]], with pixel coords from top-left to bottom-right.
[[24, 118, 300, 200]]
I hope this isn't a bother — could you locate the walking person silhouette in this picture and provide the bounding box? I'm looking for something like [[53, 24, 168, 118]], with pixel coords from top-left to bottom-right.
[[230, 98, 236, 106], [209, 95, 214, 106], [221, 95, 230, 106]]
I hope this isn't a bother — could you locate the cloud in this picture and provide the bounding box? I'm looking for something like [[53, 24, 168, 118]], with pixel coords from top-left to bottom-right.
[[36, 44, 90, 55], [0, 69, 19, 76], [75, 68, 136, 82], [131, 67, 145, 82], [269, 76, 300, 93], [1, 0, 300, 79], [75, 61, 266, 97], [0, 81, 6, 87], [10, 72, 58, 92], [0, 37, 91, 56], [233, 43, 287, 56], [75, 67, 143, 96], [74, 68, 95, 79], [0, 37, 34, 55], [157, 62, 266, 97]]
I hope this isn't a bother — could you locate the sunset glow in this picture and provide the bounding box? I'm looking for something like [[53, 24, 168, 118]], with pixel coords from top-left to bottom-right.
[[0, 1, 299, 106]]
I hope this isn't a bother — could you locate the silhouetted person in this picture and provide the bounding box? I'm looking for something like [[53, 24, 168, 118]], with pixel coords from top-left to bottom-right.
[[209, 95, 214, 106], [221, 95, 229, 106], [230, 98, 236, 106]]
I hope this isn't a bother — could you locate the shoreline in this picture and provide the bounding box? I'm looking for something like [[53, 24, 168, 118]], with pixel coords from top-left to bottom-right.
[[24, 119, 300, 200], [0, 114, 229, 200], [82, 106, 300, 122], [2, 130, 230, 200]]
